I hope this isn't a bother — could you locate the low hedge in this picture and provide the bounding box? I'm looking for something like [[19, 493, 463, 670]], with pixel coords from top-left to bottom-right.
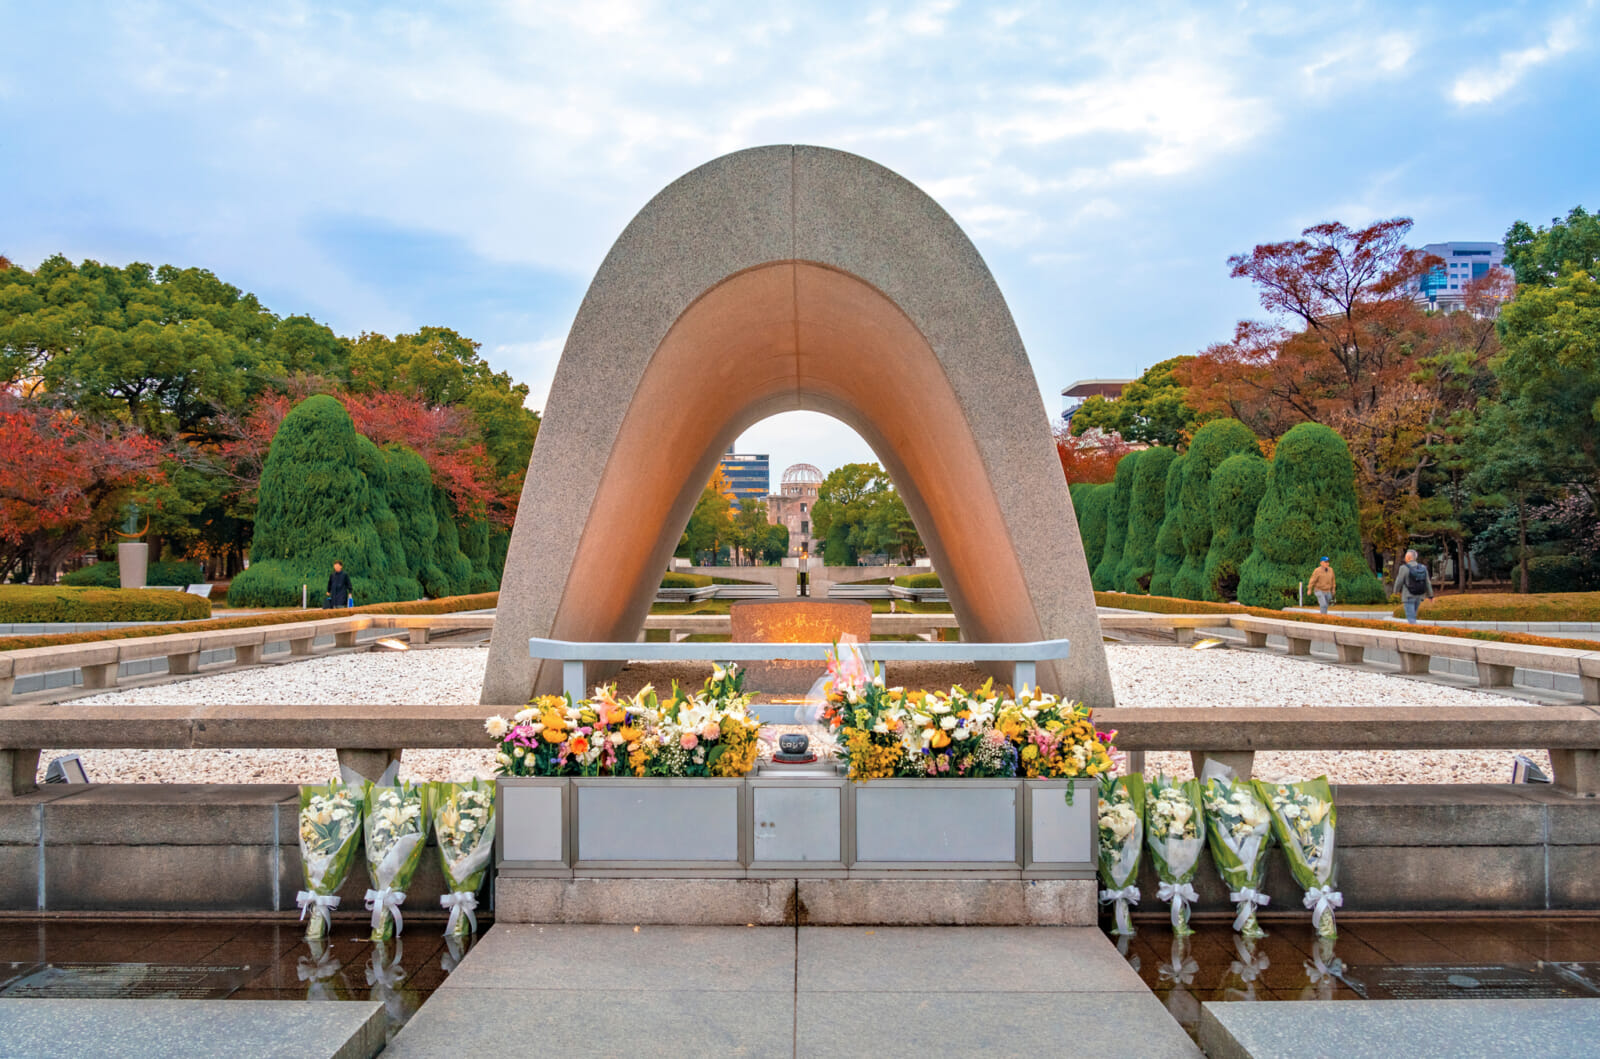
[[661, 572, 714, 589], [1393, 591, 1600, 623], [0, 592, 497, 651], [0, 586, 212, 623], [1094, 591, 1600, 654], [1527, 556, 1600, 593], [60, 560, 204, 588], [894, 573, 943, 589]]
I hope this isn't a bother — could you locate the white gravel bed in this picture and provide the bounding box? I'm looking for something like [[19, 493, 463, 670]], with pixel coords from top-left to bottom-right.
[[38, 644, 1551, 786]]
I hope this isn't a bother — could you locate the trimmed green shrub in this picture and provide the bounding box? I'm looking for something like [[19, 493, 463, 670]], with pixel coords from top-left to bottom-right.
[[1173, 419, 1260, 600], [0, 586, 211, 622], [1526, 556, 1600, 594], [1117, 447, 1176, 594], [1203, 453, 1269, 602], [1076, 483, 1112, 576], [1148, 453, 1188, 598], [430, 488, 475, 597], [228, 395, 418, 608], [1403, 589, 1600, 621], [893, 572, 942, 589], [661, 572, 714, 588], [457, 519, 502, 593], [1093, 452, 1140, 591], [60, 560, 203, 588], [1237, 422, 1385, 609]]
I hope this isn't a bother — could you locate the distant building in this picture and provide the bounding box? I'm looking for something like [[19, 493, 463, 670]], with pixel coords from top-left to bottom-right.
[[1413, 241, 1505, 313], [717, 447, 770, 508], [767, 463, 823, 557], [1060, 378, 1132, 424]]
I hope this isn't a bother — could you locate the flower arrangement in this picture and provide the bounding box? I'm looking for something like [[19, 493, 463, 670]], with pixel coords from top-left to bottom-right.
[[295, 781, 364, 939], [1202, 775, 1277, 939], [431, 779, 495, 937], [1258, 776, 1341, 938], [363, 780, 431, 940], [1097, 774, 1145, 935], [818, 647, 1116, 784], [486, 666, 762, 779], [1144, 775, 1206, 935]]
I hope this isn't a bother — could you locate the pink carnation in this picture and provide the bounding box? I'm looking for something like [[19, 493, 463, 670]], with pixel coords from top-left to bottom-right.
[[680, 733, 699, 750], [701, 722, 721, 741]]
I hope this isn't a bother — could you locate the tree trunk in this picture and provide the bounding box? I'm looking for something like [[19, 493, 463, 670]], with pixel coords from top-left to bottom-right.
[[1516, 494, 1530, 594]]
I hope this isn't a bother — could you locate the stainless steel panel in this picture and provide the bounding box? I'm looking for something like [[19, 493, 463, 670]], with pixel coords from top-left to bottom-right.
[[577, 784, 740, 862], [752, 785, 842, 863], [1028, 781, 1094, 866], [500, 783, 565, 863], [854, 785, 1017, 863]]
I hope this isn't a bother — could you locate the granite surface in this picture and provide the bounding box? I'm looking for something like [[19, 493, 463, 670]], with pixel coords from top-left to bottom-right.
[[0, 998, 386, 1059]]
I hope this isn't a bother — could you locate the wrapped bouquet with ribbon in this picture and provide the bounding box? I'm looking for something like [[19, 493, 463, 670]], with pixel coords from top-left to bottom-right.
[[1144, 775, 1206, 936], [295, 780, 365, 940], [363, 768, 431, 941], [431, 779, 495, 937], [1257, 776, 1341, 938], [1202, 774, 1276, 939], [1097, 774, 1145, 936]]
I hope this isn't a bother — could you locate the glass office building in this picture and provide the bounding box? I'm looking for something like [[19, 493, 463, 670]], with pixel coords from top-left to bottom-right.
[[717, 448, 770, 508]]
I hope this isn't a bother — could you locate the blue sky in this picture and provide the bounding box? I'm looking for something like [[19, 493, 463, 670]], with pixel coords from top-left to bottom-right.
[[3, 1, 1597, 477]]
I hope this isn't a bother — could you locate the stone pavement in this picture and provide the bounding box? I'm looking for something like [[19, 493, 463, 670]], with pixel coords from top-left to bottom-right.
[[383, 923, 1200, 1057], [0, 997, 386, 1058]]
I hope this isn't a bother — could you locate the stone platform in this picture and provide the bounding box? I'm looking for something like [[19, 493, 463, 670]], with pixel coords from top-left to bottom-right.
[[1199, 998, 1600, 1059], [0, 998, 385, 1058], [384, 924, 1200, 1058]]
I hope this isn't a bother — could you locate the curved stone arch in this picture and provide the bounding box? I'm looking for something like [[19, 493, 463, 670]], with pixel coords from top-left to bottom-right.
[[482, 145, 1113, 706]]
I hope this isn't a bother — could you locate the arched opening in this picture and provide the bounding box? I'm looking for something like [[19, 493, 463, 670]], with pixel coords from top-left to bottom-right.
[[482, 145, 1110, 707]]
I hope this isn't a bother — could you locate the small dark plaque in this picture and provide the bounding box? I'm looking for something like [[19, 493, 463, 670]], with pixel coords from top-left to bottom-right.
[[1356, 963, 1600, 1001]]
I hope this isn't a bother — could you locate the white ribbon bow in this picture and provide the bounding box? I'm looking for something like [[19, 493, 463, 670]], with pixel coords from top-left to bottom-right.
[[1229, 935, 1270, 982], [296, 951, 342, 983], [365, 951, 407, 990], [1158, 952, 1199, 986], [1229, 887, 1270, 932], [1099, 885, 1141, 936], [364, 887, 407, 936], [1157, 881, 1198, 931], [296, 890, 340, 934], [440, 891, 480, 936], [1303, 885, 1343, 931]]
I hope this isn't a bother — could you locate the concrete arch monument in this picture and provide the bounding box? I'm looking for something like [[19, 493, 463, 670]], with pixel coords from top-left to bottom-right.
[[482, 145, 1113, 707]]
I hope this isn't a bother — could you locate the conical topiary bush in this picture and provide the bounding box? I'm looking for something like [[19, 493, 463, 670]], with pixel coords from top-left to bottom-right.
[[1117, 446, 1176, 594], [1076, 482, 1112, 579], [1093, 452, 1140, 591], [1148, 452, 1187, 597], [1203, 452, 1269, 602], [1237, 422, 1386, 608], [1172, 419, 1260, 599]]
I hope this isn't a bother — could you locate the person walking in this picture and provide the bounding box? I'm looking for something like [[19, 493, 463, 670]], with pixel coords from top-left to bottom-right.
[[1308, 557, 1337, 614], [326, 560, 353, 609], [1392, 550, 1433, 624]]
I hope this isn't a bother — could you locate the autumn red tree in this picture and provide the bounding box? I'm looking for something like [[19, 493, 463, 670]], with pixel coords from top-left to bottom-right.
[[1054, 427, 1132, 484], [0, 395, 165, 581]]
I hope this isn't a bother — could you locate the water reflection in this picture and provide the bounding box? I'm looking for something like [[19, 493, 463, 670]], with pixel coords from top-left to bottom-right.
[[1109, 917, 1600, 1043]]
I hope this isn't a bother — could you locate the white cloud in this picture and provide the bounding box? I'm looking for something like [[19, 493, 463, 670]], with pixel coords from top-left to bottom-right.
[[1450, 12, 1586, 105]]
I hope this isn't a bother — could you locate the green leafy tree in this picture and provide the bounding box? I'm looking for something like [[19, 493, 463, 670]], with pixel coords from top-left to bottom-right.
[[1117, 446, 1176, 594], [760, 523, 790, 564], [1069, 357, 1200, 448], [1237, 423, 1385, 608], [677, 484, 733, 563], [227, 395, 417, 606], [1148, 453, 1188, 597], [1203, 453, 1269, 602], [1172, 419, 1260, 599], [811, 463, 921, 565], [1504, 206, 1600, 287], [1074, 482, 1111, 576], [1092, 451, 1139, 590]]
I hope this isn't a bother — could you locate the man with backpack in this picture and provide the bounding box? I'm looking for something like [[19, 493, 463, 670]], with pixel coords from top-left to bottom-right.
[[1392, 550, 1433, 624]]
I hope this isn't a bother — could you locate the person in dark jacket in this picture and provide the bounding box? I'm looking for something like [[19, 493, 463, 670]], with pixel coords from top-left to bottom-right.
[[327, 561, 353, 608], [1391, 549, 1432, 624]]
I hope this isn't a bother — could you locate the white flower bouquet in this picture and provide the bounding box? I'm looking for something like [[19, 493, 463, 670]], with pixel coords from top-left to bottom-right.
[[362, 778, 431, 940], [296, 781, 365, 939], [1257, 776, 1341, 938], [431, 779, 495, 937], [1097, 774, 1145, 936], [1144, 775, 1206, 936], [1202, 775, 1277, 939]]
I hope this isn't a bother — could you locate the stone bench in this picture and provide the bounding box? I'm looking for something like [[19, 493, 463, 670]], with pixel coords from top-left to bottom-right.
[[1097, 612, 1227, 645], [0, 702, 490, 797], [1096, 704, 1600, 797]]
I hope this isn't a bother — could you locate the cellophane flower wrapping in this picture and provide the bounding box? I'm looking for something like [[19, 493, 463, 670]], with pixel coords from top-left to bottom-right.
[[817, 646, 1116, 787], [1202, 775, 1277, 939], [1256, 776, 1340, 938], [431, 779, 495, 937], [485, 665, 762, 779], [1144, 775, 1206, 936], [363, 780, 431, 940], [296, 781, 365, 939], [1097, 774, 1146, 935]]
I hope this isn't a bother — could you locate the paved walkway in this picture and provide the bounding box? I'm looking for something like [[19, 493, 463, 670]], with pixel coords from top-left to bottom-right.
[[384, 924, 1200, 1058]]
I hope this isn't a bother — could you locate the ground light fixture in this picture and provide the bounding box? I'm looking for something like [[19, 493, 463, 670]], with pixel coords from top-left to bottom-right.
[[1189, 637, 1226, 650], [44, 755, 89, 783], [375, 638, 410, 651]]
